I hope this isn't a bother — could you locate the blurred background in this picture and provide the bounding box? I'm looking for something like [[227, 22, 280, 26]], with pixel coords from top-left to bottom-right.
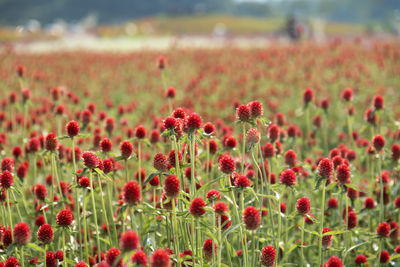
[[0, 0, 399, 51]]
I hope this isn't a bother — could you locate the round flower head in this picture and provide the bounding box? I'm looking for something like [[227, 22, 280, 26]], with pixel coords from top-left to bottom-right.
[[45, 133, 58, 151], [119, 230, 139, 251], [66, 120, 80, 138], [158, 56, 166, 70], [123, 181, 141, 205], [354, 254, 367, 265], [303, 88, 314, 104], [164, 175, 180, 198], [296, 197, 310, 215], [318, 158, 333, 178], [106, 248, 122, 267], [100, 138, 112, 153], [186, 113, 202, 130], [163, 117, 177, 130], [284, 150, 297, 167], [246, 128, 260, 145], [325, 256, 343, 267], [2, 157, 14, 172], [235, 175, 250, 188], [364, 197, 375, 209], [131, 250, 148, 266], [248, 100, 263, 118], [327, 198, 338, 209], [336, 164, 350, 184], [13, 222, 31, 245], [206, 189, 221, 201], [280, 169, 296, 186], [376, 222, 390, 237], [268, 124, 279, 142], [213, 202, 228, 214], [243, 206, 261, 230], [189, 197, 206, 217], [379, 250, 390, 263], [373, 95, 384, 110], [392, 143, 400, 161], [260, 245, 275, 267], [262, 143, 275, 158], [372, 135, 385, 151], [56, 209, 74, 226], [74, 262, 88, 267], [203, 122, 215, 135], [135, 125, 147, 139], [346, 211, 357, 229], [322, 227, 332, 248], [5, 257, 20, 267], [153, 153, 168, 172], [341, 87, 353, 101], [82, 151, 100, 169], [120, 140, 133, 158], [1, 170, 14, 189], [236, 105, 250, 122], [37, 224, 54, 244], [203, 239, 217, 261], [34, 184, 47, 201], [219, 155, 235, 174], [150, 249, 170, 267], [166, 87, 175, 98]]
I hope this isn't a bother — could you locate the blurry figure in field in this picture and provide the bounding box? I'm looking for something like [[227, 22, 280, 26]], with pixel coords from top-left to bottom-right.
[[286, 15, 303, 42]]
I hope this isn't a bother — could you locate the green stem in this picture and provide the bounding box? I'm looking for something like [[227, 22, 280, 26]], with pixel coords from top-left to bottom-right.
[[301, 216, 305, 266], [82, 191, 89, 264], [62, 230, 67, 267], [189, 132, 195, 196], [89, 171, 101, 260], [20, 246, 25, 267], [106, 183, 118, 246], [240, 192, 248, 267], [242, 123, 246, 173], [171, 198, 180, 264], [318, 184, 326, 267], [71, 138, 82, 259], [97, 175, 111, 247], [378, 155, 384, 222], [217, 215, 222, 267], [138, 141, 142, 190]]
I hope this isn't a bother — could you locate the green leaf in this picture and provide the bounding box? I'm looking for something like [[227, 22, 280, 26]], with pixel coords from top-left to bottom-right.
[[222, 223, 242, 240], [326, 182, 338, 191], [345, 183, 359, 191], [256, 193, 278, 201], [322, 230, 348, 236], [26, 243, 45, 253]]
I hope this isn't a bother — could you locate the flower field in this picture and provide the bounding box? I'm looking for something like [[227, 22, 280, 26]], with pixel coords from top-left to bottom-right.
[[0, 39, 399, 266]]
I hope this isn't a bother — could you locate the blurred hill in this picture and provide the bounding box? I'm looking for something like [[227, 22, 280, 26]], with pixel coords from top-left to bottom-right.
[[0, 0, 399, 27]]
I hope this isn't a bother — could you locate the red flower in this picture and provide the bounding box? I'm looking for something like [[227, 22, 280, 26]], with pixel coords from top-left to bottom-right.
[[376, 222, 390, 237], [203, 239, 217, 261], [120, 141, 133, 159], [100, 138, 112, 153], [248, 101, 263, 118], [236, 105, 251, 122], [203, 122, 215, 135], [150, 249, 170, 267], [186, 113, 202, 130], [206, 190, 221, 201], [34, 184, 47, 201], [66, 120, 80, 138], [325, 256, 343, 267], [5, 257, 20, 267], [284, 150, 297, 167], [149, 176, 160, 187], [56, 209, 74, 226], [364, 197, 375, 209], [45, 133, 58, 151], [235, 175, 250, 188], [336, 164, 350, 184], [318, 158, 333, 178], [260, 245, 275, 267], [0, 170, 13, 189], [119, 230, 139, 251], [166, 87, 175, 98], [190, 197, 206, 217], [219, 155, 235, 174], [243, 206, 261, 230], [341, 87, 353, 101], [296, 197, 310, 215], [37, 224, 54, 244], [164, 175, 180, 198], [322, 227, 332, 248], [391, 143, 400, 161], [82, 151, 99, 169], [280, 169, 296, 186], [2, 158, 14, 173], [303, 88, 314, 104], [213, 202, 228, 214], [123, 181, 141, 205], [74, 262, 87, 267], [379, 250, 390, 263], [346, 211, 357, 229], [106, 248, 122, 267], [135, 125, 147, 139], [262, 143, 275, 158], [153, 153, 168, 172], [354, 254, 367, 265], [327, 198, 338, 209], [246, 128, 260, 144], [163, 117, 177, 130], [373, 95, 384, 110], [372, 135, 385, 151], [13, 222, 31, 245], [268, 124, 279, 142], [131, 250, 148, 266]]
